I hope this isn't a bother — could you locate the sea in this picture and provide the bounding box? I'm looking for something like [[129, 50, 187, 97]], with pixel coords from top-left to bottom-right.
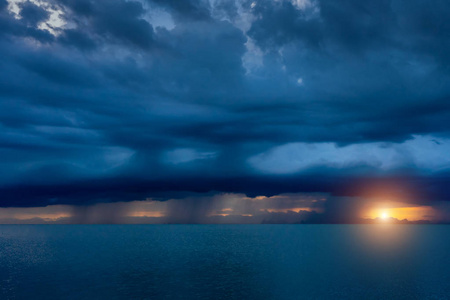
[[1, 225, 449, 299]]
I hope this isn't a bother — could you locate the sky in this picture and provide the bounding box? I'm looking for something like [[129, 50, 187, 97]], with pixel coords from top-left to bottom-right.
[[1, 0, 450, 223]]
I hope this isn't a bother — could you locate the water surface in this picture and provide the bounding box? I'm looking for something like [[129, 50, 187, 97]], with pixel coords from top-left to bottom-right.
[[1, 225, 449, 299]]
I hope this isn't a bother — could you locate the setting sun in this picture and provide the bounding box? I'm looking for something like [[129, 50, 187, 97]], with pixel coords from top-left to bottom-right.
[[365, 202, 435, 222]]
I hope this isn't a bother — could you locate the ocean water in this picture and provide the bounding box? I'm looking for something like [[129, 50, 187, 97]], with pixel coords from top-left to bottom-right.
[[1, 225, 449, 300]]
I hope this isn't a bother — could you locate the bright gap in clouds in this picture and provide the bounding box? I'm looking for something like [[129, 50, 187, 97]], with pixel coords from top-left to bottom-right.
[[249, 135, 450, 174], [7, 0, 66, 35]]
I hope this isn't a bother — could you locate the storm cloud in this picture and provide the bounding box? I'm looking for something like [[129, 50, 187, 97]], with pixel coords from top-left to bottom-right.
[[1, 0, 450, 220]]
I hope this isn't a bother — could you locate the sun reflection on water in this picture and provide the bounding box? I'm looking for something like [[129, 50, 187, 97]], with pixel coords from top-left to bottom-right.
[[352, 224, 415, 255]]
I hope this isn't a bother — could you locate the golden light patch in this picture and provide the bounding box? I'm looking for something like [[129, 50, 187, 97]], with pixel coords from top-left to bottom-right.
[[210, 213, 230, 217], [250, 196, 269, 201], [127, 211, 165, 218], [265, 207, 314, 213], [14, 213, 71, 221]]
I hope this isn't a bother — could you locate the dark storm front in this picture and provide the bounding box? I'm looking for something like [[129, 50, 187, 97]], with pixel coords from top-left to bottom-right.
[[1, 225, 450, 299]]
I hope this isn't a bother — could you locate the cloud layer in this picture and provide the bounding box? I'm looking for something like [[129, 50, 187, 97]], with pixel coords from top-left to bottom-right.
[[1, 0, 450, 217]]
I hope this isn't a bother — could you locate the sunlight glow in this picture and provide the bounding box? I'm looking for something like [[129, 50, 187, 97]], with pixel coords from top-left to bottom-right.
[[366, 204, 434, 221]]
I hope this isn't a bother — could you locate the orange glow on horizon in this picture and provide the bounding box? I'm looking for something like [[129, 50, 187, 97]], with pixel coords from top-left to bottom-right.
[[365, 204, 434, 221]]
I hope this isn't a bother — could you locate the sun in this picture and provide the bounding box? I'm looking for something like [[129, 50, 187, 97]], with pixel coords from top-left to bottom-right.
[[380, 212, 389, 220]]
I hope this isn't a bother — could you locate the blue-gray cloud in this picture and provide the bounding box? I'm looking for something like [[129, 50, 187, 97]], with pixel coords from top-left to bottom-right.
[[0, 0, 450, 209]]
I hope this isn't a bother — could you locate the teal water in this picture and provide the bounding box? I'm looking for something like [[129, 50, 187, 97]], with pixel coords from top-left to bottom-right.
[[1, 225, 449, 299]]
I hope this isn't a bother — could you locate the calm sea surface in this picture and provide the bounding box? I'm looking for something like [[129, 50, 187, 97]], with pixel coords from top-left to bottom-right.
[[1, 225, 449, 299]]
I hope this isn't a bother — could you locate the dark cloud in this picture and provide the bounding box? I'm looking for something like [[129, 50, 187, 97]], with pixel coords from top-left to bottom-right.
[[59, 0, 155, 50], [0, 0, 7, 11], [19, 1, 50, 27], [148, 0, 212, 21], [1, 172, 450, 209], [0, 0, 450, 221]]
